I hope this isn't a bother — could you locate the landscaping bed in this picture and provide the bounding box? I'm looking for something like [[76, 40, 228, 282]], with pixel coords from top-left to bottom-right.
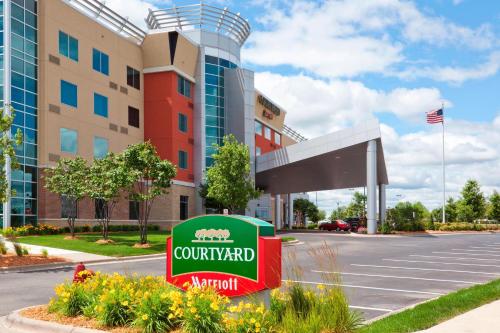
[[0, 253, 67, 268], [17, 231, 170, 257]]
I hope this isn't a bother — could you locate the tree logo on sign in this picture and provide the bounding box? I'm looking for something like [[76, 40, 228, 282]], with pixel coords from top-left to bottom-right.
[[193, 229, 233, 243]]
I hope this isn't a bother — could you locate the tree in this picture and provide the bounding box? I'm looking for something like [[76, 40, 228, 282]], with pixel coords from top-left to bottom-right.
[[487, 191, 500, 221], [205, 135, 261, 213], [389, 201, 428, 231], [87, 153, 134, 240], [456, 200, 475, 222], [330, 206, 347, 220], [43, 157, 89, 238], [294, 198, 319, 225], [317, 210, 327, 221], [0, 106, 22, 205], [121, 142, 177, 244], [445, 197, 458, 222], [344, 191, 366, 218], [198, 183, 223, 214], [459, 179, 486, 221]]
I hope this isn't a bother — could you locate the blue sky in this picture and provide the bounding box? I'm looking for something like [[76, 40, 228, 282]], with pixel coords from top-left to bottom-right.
[[112, 0, 500, 212]]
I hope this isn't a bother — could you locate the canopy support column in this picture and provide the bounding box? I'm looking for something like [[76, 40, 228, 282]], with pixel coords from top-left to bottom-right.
[[367, 140, 377, 234], [275, 194, 281, 230], [379, 184, 386, 225], [287, 193, 293, 230]]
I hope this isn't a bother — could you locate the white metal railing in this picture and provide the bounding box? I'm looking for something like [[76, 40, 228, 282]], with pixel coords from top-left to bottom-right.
[[64, 0, 147, 44], [146, 4, 251, 46], [283, 124, 308, 142]]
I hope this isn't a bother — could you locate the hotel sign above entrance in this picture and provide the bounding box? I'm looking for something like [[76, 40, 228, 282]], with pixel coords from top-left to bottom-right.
[[166, 215, 281, 297], [258, 95, 281, 120]]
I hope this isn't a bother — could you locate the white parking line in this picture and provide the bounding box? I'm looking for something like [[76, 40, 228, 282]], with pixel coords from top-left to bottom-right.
[[283, 279, 444, 295], [351, 264, 500, 276], [433, 251, 500, 257], [312, 270, 479, 284], [383, 259, 500, 268], [410, 255, 500, 262], [452, 249, 500, 254], [469, 246, 500, 250], [349, 305, 392, 312]]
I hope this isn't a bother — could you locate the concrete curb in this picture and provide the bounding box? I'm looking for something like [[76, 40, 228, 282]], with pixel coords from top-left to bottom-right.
[[0, 253, 165, 273], [362, 296, 440, 324], [281, 239, 301, 246], [4, 307, 105, 333]]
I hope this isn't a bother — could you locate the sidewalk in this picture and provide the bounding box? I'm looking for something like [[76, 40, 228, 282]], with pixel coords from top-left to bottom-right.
[[3, 239, 112, 262], [418, 300, 500, 333]]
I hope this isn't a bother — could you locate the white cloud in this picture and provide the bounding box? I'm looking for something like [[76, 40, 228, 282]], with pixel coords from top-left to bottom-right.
[[395, 52, 500, 85], [103, 0, 162, 29], [255, 72, 448, 137], [244, 0, 497, 81]]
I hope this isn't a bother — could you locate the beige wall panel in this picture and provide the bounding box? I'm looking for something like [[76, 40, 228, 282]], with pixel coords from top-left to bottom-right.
[[149, 185, 197, 221], [172, 35, 199, 78], [254, 93, 286, 132], [39, 0, 144, 166], [142, 32, 171, 68], [282, 134, 297, 147]]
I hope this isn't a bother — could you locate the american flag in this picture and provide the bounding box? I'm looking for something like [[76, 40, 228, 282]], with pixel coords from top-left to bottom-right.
[[426, 109, 444, 124]]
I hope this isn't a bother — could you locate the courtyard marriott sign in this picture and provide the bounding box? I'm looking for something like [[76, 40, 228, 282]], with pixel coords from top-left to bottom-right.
[[166, 215, 281, 297]]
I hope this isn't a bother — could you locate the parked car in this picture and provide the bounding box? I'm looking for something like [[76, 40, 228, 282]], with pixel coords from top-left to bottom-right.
[[318, 219, 331, 226], [344, 217, 360, 232], [319, 219, 351, 232]]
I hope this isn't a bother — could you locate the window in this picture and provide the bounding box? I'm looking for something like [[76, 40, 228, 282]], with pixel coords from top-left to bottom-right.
[[61, 196, 78, 219], [256, 147, 262, 156], [177, 75, 191, 98], [128, 106, 140, 128], [58, 31, 79, 61], [95, 199, 105, 219], [127, 66, 140, 90], [94, 93, 108, 118], [93, 136, 109, 159], [255, 121, 262, 135], [61, 80, 78, 107], [178, 150, 188, 169], [180, 196, 189, 220], [275, 132, 281, 145], [92, 48, 109, 75], [178, 113, 188, 132], [264, 126, 272, 140], [129, 201, 139, 220], [60, 128, 77, 154]]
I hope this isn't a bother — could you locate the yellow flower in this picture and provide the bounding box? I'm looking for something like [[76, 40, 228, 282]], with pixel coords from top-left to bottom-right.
[[182, 281, 191, 288], [142, 314, 149, 321], [121, 300, 129, 307], [317, 283, 325, 291], [250, 318, 256, 324], [168, 313, 174, 319], [160, 293, 167, 300], [190, 307, 197, 314], [63, 298, 68, 303], [210, 302, 219, 311]]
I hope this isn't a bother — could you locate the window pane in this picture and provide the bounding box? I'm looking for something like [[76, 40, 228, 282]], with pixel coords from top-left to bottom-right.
[[101, 53, 109, 75], [60, 128, 77, 154], [69, 37, 78, 61], [93, 93, 108, 117], [93, 136, 108, 159], [128, 106, 139, 128], [275, 133, 281, 145], [92, 48, 100, 71], [178, 113, 187, 132], [59, 31, 68, 57], [127, 66, 134, 86], [178, 151, 188, 169], [61, 80, 78, 107], [255, 121, 262, 135], [264, 127, 271, 140]]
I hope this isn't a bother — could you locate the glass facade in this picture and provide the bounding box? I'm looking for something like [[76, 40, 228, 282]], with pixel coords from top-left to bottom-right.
[[0, 0, 38, 227], [204, 55, 236, 167]]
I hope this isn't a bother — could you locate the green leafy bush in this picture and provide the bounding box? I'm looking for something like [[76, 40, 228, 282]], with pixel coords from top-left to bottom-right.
[[13, 243, 23, 257], [49, 282, 89, 317], [307, 223, 318, 230], [182, 286, 227, 333], [41, 248, 49, 258], [0, 239, 7, 255], [22, 246, 29, 256], [380, 223, 393, 234]]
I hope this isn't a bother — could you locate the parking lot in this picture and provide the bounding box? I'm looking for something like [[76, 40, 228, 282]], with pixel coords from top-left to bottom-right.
[[283, 232, 500, 320]]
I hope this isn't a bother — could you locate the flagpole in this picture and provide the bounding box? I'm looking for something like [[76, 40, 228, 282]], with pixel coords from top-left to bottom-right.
[[442, 104, 446, 224]]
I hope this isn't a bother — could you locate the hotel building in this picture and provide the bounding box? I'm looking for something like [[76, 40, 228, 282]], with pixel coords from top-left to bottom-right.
[[0, 0, 310, 229]]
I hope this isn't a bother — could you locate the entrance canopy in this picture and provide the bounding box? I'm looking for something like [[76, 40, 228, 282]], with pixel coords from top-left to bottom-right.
[[255, 120, 388, 194]]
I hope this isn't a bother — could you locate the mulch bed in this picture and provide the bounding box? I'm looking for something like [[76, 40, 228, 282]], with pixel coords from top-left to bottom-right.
[[0, 254, 67, 268], [21, 306, 140, 333]]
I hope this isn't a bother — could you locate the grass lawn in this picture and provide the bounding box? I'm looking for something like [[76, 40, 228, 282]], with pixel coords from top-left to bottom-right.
[[17, 231, 170, 257], [280, 236, 296, 242], [360, 278, 500, 333]]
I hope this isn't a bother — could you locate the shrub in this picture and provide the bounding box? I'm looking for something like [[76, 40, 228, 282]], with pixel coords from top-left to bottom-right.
[[3, 227, 19, 240], [13, 243, 23, 257], [226, 301, 273, 333], [425, 220, 436, 230], [307, 223, 318, 230], [132, 287, 182, 333], [0, 241, 6, 255], [41, 248, 49, 258], [22, 246, 29, 256], [49, 282, 89, 317], [182, 285, 228, 333], [380, 222, 393, 234], [82, 225, 91, 232]]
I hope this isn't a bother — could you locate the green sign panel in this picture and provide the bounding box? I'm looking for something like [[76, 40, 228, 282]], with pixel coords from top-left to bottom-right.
[[171, 215, 270, 281]]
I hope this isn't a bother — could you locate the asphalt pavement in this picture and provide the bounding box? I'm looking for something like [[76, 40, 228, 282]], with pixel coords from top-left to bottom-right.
[[1, 232, 499, 321]]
